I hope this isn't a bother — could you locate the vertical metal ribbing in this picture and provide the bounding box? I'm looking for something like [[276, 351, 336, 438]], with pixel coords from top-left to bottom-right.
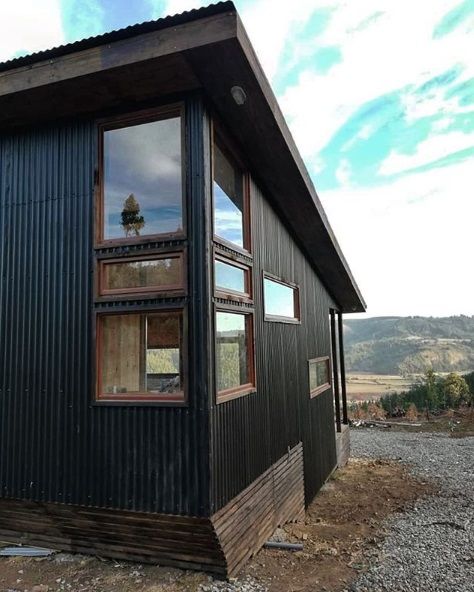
[[185, 94, 213, 515], [0, 107, 212, 516], [338, 311, 348, 425]]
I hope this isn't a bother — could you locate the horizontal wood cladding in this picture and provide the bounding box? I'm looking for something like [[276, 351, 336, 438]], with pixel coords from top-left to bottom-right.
[[0, 499, 225, 574], [0, 445, 303, 577], [212, 443, 304, 578]]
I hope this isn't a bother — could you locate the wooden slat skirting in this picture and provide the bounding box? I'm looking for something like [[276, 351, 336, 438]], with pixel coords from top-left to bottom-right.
[[0, 444, 304, 577], [211, 442, 305, 577]]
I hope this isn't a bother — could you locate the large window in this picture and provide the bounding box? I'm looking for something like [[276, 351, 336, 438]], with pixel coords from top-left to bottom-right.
[[215, 311, 254, 402], [98, 108, 184, 244], [97, 310, 184, 403], [213, 139, 249, 251], [212, 125, 254, 403], [309, 357, 331, 398], [95, 105, 186, 405], [263, 274, 300, 322]]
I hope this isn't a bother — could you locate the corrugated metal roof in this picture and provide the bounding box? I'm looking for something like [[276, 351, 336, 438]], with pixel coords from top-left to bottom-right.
[[0, 1, 235, 74]]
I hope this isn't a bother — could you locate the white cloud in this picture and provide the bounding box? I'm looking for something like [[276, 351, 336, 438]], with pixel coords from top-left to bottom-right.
[[335, 159, 352, 185], [379, 131, 474, 176], [279, 0, 474, 158], [320, 158, 474, 317], [0, 0, 64, 62]]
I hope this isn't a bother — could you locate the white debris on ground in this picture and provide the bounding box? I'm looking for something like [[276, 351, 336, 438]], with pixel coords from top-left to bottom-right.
[[349, 430, 474, 592]]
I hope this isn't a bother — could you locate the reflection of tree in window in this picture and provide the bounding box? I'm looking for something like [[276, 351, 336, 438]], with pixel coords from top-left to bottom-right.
[[121, 193, 145, 237], [213, 143, 244, 248], [216, 312, 248, 391]]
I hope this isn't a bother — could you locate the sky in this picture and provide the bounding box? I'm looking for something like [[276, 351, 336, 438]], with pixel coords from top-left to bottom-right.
[[1, 0, 473, 318]]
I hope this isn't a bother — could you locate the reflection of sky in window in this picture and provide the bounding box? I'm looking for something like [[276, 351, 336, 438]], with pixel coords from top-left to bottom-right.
[[215, 259, 245, 293], [264, 278, 295, 317], [103, 117, 182, 239], [216, 311, 245, 334], [214, 182, 243, 247]]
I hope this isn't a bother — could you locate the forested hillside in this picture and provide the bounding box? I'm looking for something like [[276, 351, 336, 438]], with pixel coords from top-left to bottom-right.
[[344, 316, 474, 375]]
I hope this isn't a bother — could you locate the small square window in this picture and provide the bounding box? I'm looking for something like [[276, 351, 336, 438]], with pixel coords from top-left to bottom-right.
[[96, 310, 185, 403], [309, 357, 331, 398], [214, 256, 251, 299]]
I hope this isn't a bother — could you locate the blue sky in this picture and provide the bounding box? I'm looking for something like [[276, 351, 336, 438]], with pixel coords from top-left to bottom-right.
[[1, 0, 473, 317]]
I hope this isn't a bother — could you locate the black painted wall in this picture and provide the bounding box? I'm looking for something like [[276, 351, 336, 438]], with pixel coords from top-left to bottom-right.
[[0, 96, 211, 516], [0, 93, 339, 518], [210, 178, 338, 512]]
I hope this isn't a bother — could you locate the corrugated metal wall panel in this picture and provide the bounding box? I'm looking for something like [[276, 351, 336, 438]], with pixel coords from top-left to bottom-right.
[[0, 97, 211, 516], [210, 178, 338, 511]]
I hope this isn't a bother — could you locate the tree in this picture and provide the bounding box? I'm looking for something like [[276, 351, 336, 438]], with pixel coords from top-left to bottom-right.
[[121, 193, 145, 237], [442, 372, 470, 407]]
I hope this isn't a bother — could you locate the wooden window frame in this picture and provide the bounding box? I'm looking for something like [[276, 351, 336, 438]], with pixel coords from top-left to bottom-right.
[[309, 356, 332, 398], [211, 125, 252, 256], [215, 304, 256, 404], [94, 307, 187, 406], [95, 103, 186, 248], [97, 252, 186, 298], [214, 252, 252, 304], [263, 272, 301, 324]]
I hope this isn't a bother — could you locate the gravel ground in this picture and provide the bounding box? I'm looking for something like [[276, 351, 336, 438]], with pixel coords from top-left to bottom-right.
[[349, 429, 474, 592]]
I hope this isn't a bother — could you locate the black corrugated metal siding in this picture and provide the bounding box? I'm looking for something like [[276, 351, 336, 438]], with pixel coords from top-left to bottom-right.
[[0, 96, 211, 516], [210, 179, 338, 511]]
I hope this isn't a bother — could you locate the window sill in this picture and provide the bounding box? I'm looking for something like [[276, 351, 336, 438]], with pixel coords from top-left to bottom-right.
[[217, 384, 256, 404], [310, 383, 332, 399], [264, 315, 300, 324], [95, 393, 186, 406]]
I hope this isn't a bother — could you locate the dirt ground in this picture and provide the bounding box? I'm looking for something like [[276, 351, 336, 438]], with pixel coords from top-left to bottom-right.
[[0, 459, 432, 592]]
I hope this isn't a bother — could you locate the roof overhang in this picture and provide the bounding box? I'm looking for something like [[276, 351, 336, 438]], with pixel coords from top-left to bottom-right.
[[0, 2, 366, 313]]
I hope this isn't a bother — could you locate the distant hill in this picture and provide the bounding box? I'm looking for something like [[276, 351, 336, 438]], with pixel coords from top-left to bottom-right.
[[344, 316, 474, 375]]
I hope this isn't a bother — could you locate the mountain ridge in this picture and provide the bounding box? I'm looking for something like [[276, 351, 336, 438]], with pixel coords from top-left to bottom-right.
[[344, 315, 474, 375]]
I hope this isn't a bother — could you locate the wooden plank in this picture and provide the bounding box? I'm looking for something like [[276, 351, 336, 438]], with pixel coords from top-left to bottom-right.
[[0, 13, 236, 97]]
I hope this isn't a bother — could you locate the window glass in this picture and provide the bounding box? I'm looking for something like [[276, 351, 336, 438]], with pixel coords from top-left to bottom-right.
[[103, 116, 183, 240], [98, 311, 183, 399], [102, 256, 182, 293], [215, 259, 246, 294], [213, 143, 244, 248], [216, 312, 250, 392], [309, 358, 330, 394], [263, 277, 298, 319]]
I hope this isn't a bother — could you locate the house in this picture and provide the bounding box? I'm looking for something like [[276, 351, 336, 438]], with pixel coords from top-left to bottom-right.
[[0, 1, 365, 577]]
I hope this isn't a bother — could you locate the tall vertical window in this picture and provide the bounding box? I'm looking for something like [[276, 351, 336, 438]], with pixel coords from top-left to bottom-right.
[[99, 108, 184, 243], [215, 311, 254, 402], [213, 140, 248, 251]]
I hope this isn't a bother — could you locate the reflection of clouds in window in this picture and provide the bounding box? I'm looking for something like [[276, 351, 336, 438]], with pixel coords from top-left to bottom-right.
[[213, 142, 244, 248], [103, 117, 183, 239], [214, 184, 243, 247], [215, 260, 245, 293], [264, 278, 295, 318]]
